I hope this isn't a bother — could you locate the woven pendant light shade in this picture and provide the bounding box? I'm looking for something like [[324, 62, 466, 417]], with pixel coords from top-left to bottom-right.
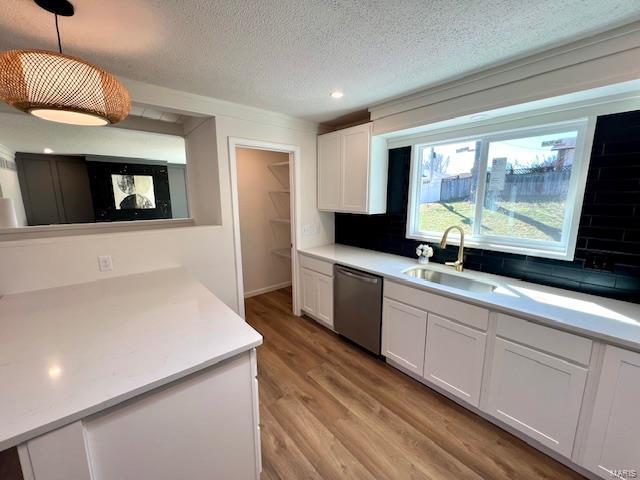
[[0, 49, 130, 125]]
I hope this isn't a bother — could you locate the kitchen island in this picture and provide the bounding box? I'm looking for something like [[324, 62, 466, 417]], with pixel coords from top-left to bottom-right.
[[0, 268, 263, 480]]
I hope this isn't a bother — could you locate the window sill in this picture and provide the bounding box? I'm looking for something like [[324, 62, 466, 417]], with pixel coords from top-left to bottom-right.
[[0, 218, 197, 242], [406, 232, 574, 261]]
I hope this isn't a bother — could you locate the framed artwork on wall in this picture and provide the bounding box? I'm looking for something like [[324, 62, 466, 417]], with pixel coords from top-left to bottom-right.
[[87, 161, 172, 221]]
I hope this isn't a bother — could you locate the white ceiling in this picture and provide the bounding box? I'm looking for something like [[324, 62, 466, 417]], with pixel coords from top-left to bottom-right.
[[1, 0, 640, 124]]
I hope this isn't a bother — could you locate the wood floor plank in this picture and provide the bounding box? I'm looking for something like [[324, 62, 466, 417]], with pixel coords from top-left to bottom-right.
[[259, 293, 584, 479], [308, 361, 484, 480], [260, 459, 281, 480], [331, 412, 433, 479], [259, 405, 324, 480], [256, 339, 350, 425], [0, 448, 23, 480], [299, 328, 576, 479], [269, 394, 377, 480], [246, 289, 586, 480]]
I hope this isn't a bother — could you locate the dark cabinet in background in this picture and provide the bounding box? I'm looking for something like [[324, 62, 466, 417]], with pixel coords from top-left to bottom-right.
[[15, 154, 94, 226], [16, 153, 189, 227]]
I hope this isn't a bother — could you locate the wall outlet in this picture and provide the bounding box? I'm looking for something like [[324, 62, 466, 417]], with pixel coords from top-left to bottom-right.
[[303, 224, 317, 236], [98, 255, 114, 272]]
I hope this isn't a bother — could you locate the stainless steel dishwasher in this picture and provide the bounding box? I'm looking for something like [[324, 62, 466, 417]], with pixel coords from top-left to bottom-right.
[[334, 264, 383, 355]]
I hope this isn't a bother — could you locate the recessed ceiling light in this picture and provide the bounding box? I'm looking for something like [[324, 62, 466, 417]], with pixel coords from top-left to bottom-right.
[[330, 91, 344, 99], [48, 365, 62, 379], [43, 148, 54, 154]]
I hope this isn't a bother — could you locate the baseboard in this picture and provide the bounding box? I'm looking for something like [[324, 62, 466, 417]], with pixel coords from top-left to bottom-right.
[[244, 281, 291, 298]]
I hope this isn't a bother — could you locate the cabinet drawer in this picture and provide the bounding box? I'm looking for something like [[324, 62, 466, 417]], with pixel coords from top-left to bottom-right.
[[496, 314, 592, 366], [384, 281, 489, 331], [299, 254, 333, 277]]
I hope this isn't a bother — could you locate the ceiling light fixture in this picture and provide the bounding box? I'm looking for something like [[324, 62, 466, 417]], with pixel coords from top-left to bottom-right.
[[330, 91, 344, 99], [0, 0, 130, 126], [43, 148, 54, 154]]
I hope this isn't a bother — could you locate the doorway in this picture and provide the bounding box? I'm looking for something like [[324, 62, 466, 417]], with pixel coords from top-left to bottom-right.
[[228, 138, 301, 319]]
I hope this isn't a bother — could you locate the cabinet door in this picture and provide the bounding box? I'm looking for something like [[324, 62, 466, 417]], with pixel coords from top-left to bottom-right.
[[340, 124, 370, 213], [55, 157, 95, 224], [301, 268, 317, 315], [315, 273, 334, 328], [16, 154, 63, 225], [423, 314, 486, 407], [485, 338, 587, 457], [317, 132, 341, 211], [382, 299, 428, 375], [24, 422, 93, 480], [84, 352, 258, 480], [582, 346, 640, 478]]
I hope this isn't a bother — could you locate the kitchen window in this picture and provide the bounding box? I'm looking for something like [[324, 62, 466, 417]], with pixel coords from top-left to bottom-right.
[[406, 119, 593, 260]]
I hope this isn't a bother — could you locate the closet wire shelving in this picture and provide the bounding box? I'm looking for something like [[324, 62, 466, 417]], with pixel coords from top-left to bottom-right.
[[268, 159, 292, 259]]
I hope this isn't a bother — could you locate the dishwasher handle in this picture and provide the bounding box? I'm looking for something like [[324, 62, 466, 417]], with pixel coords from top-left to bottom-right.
[[335, 266, 379, 284]]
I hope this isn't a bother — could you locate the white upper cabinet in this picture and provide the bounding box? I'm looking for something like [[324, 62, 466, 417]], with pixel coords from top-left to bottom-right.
[[582, 346, 640, 478], [317, 131, 341, 211], [317, 122, 388, 214]]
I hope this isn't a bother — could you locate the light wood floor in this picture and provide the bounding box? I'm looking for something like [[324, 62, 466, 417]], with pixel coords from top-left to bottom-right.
[[246, 287, 586, 480]]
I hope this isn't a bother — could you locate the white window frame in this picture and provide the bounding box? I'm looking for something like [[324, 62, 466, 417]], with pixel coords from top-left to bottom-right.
[[406, 117, 596, 260]]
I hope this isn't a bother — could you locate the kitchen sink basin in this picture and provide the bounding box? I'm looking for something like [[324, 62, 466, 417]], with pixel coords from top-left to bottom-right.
[[403, 267, 496, 293]]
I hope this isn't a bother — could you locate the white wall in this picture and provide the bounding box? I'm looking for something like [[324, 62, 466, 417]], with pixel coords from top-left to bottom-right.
[[0, 143, 27, 227], [184, 117, 221, 225], [0, 112, 186, 163], [0, 226, 238, 307], [0, 79, 330, 316], [236, 148, 291, 296], [214, 114, 333, 251]]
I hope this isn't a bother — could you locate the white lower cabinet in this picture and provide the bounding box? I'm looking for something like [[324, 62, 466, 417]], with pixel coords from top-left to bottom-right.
[[485, 338, 588, 457], [20, 350, 261, 480], [315, 273, 334, 327], [300, 266, 334, 328], [582, 346, 640, 478], [423, 313, 486, 407], [382, 282, 488, 405], [329, 270, 636, 479], [382, 299, 428, 375], [301, 268, 318, 314]]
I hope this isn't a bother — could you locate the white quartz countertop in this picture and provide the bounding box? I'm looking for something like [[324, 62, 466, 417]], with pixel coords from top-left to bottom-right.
[[0, 268, 262, 451], [299, 244, 640, 352]]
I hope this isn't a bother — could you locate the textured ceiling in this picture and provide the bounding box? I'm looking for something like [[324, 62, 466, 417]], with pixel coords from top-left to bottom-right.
[[1, 0, 640, 123]]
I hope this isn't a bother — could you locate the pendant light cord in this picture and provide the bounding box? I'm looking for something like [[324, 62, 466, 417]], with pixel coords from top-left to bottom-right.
[[55, 14, 62, 53]]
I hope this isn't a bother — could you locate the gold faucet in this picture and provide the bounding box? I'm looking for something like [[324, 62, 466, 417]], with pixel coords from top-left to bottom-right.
[[439, 226, 465, 272]]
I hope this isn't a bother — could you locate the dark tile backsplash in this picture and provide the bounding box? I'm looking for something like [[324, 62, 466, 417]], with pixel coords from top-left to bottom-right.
[[336, 111, 640, 303]]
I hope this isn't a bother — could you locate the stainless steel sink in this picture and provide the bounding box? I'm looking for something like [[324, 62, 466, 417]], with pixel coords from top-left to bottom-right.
[[403, 267, 496, 293]]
